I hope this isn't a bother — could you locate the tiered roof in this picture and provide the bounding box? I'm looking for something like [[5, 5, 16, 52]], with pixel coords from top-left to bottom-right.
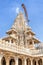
[[2, 12, 40, 47]]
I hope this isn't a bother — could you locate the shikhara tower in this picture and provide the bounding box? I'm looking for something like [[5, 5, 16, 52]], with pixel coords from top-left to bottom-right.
[[5, 12, 40, 49], [0, 10, 43, 65]]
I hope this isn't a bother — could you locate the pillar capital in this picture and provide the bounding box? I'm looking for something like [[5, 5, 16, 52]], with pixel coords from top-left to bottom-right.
[[35, 58, 39, 61], [30, 57, 33, 61], [41, 57, 43, 60]]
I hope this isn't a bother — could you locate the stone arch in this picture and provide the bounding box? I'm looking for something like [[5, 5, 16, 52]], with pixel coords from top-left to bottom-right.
[[26, 58, 31, 65], [18, 58, 22, 65], [38, 59, 42, 65], [1, 57, 6, 65], [33, 59, 36, 65], [9, 58, 15, 65]]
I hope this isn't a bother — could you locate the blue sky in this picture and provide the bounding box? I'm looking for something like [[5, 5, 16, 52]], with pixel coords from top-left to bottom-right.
[[0, 0, 43, 42]]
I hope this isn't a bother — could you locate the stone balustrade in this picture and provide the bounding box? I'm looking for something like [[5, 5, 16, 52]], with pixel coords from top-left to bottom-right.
[[0, 40, 43, 56], [0, 40, 31, 56]]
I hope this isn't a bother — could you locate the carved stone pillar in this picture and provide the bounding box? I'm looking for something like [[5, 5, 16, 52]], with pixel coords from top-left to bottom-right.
[[31, 59, 33, 65], [6, 57, 10, 65], [15, 57, 18, 65], [24, 59, 27, 65], [36, 59, 38, 65], [22, 57, 27, 65], [9, 39, 11, 44], [30, 58, 33, 65], [32, 40, 34, 49], [42, 58, 43, 65], [0, 54, 3, 65], [0, 57, 2, 65], [25, 40, 28, 48], [6, 59, 9, 65]]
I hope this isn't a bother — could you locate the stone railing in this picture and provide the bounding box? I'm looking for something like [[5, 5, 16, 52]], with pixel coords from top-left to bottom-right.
[[0, 40, 43, 56], [29, 49, 40, 55], [30, 48, 43, 55], [0, 40, 31, 56]]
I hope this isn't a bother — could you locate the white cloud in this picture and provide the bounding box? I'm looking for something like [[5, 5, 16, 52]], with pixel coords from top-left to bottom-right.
[[16, 7, 20, 14]]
